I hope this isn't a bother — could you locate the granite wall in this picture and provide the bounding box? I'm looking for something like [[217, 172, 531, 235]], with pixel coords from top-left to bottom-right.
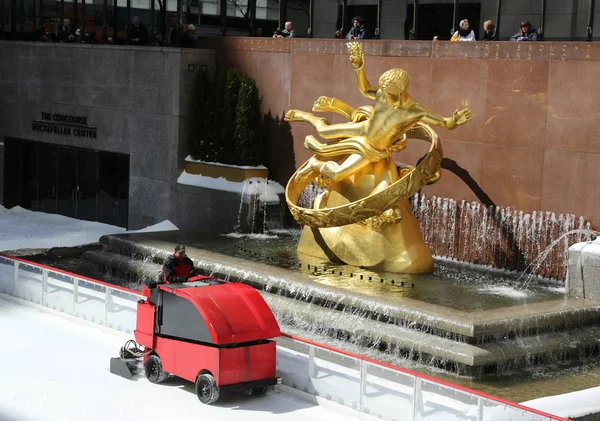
[[0, 41, 215, 230], [199, 37, 600, 228]]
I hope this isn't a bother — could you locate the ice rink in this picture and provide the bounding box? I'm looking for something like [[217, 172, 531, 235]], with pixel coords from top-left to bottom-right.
[[0, 296, 358, 421]]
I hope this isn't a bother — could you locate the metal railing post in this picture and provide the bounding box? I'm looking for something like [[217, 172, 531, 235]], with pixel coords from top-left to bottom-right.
[[308, 345, 315, 377], [340, 0, 346, 36], [307, 0, 313, 37], [451, 0, 458, 36], [477, 396, 484, 421], [73, 277, 79, 309], [412, 377, 422, 421], [409, 0, 418, 40], [42, 268, 48, 306], [374, 0, 381, 38], [13, 260, 18, 284], [539, 0, 546, 40], [278, 0, 286, 31], [495, 0, 502, 40], [219, 0, 226, 35], [359, 360, 367, 413], [102, 0, 107, 41], [105, 288, 112, 326], [588, 0, 595, 41], [126, 0, 131, 44]]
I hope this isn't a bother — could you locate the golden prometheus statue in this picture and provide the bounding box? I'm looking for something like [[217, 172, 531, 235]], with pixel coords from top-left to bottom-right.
[[284, 42, 472, 273]]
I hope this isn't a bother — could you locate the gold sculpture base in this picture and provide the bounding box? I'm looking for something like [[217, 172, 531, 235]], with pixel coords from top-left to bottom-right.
[[296, 157, 433, 274]]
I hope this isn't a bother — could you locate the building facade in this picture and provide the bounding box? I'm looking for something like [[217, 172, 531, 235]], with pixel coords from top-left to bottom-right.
[[0, 41, 215, 229]]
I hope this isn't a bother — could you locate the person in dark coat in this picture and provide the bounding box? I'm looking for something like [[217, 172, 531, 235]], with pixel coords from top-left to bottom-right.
[[346, 16, 367, 39], [129, 16, 149, 45], [481, 20, 496, 41], [511, 20, 538, 41], [162, 244, 195, 283]]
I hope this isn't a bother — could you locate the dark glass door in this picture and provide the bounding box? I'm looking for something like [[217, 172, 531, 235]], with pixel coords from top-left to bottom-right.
[[76, 150, 99, 223], [56, 148, 78, 218], [97, 153, 129, 227], [4, 139, 129, 229], [38, 143, 58, 214]]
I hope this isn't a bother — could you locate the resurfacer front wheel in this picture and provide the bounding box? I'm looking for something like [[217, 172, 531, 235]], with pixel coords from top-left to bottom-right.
[[145, 355, 168, 384], [195, 373, 220, 404]]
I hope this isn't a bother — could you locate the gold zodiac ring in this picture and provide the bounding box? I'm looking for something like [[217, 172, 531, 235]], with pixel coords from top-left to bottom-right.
[[285, 123, 443, 228]]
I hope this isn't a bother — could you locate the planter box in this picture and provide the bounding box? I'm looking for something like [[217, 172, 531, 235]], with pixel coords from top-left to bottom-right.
[[184, 160, 268, 182]]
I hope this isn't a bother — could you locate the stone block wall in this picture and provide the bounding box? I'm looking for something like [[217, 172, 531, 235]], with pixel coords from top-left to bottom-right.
[[202, 37, 600, 229], [0, 42, 215, 230]]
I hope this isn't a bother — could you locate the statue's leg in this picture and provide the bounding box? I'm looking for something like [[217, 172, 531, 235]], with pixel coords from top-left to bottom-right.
[[321, 152, 370, 182], [285, 110, 365, 140]]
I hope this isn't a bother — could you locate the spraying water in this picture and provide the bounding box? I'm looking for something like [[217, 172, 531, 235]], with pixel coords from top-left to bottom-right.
[[518, 228, 599, 290], [234, 180, 248, 233]]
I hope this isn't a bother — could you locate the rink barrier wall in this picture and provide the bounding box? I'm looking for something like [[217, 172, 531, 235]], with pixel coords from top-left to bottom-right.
[[0, 253, 570, 421]]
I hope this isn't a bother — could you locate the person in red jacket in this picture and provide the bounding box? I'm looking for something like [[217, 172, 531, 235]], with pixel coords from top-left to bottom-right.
[[162, 244, 195, 283]]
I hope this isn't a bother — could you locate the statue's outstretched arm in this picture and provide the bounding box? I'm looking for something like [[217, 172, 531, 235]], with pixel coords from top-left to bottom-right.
[[415, 104, 472, 130], [347, 42, 377, 100]]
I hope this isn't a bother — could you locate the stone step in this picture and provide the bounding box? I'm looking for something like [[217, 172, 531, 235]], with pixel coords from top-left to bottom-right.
[[264, 292, 600, 378], [98, 233, 600, 344], [81, 249, 163, 285]]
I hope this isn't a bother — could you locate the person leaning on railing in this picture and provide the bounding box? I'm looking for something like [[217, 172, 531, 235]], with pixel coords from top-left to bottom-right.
[[481, 20, 496, 41], [511, 20, 538, 41], [451, 19, 475, 41]]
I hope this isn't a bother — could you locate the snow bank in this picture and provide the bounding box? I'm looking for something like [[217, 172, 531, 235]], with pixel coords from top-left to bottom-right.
[[185, 155, 268, 170], [126, 220, 179, 233], [521, 386, 600, 419], [0, 205, 177, 252], [0, 206, 126, 252], [177, 171, 285, 203]]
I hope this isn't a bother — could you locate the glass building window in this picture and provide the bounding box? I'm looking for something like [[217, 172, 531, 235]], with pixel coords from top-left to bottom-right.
[[201, 0, 218, 15]]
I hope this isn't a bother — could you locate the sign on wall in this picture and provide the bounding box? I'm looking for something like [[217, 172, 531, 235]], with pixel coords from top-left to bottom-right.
[[32, 112, 97, 139]]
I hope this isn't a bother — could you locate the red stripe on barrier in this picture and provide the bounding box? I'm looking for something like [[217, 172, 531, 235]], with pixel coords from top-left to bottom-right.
[[280, 333, 571, 421], [0, 253, 141, 295], [0, 253, 572, 421]]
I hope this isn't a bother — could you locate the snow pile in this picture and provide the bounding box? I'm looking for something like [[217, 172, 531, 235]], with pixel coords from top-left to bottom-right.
[[521, 386, 600, 419], [0, 205, 177, 252], [177, 172, 285, 203], [0, 206, 126, 252], [127, 220, 179, 233], [222, 232, 279, 240], [185, 155, 268, 170]]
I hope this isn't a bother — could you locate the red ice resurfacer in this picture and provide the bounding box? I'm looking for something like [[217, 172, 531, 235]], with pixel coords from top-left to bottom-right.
[[110, 276, 281, 404]]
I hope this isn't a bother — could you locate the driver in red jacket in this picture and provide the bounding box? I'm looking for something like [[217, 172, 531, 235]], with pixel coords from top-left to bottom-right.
[[162, 244, 195, 283]]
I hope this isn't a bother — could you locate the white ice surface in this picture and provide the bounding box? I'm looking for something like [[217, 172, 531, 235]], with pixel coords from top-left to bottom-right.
[[0, 296, 358, 421]]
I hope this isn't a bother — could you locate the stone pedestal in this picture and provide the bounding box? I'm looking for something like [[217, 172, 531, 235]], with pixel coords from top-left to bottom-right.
[[567, 239, 600, 299]]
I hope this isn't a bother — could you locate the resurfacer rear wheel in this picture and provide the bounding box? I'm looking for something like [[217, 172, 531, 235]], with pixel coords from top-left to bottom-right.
[[145, 355, 168, 383], [195, 373, 220, 404]]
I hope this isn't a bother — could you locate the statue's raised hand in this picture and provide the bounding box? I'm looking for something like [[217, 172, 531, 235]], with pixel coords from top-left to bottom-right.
[[453, 108, 472, 126], [347, 42, 364, 69]]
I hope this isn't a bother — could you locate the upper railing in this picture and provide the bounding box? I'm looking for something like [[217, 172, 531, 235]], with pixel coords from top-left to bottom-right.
[[0, 253, 569, 421]]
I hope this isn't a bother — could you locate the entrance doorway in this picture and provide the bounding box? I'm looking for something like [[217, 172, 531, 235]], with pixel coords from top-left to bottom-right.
[[405, 3, 481, 41], [3, 138, 130, 228]]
